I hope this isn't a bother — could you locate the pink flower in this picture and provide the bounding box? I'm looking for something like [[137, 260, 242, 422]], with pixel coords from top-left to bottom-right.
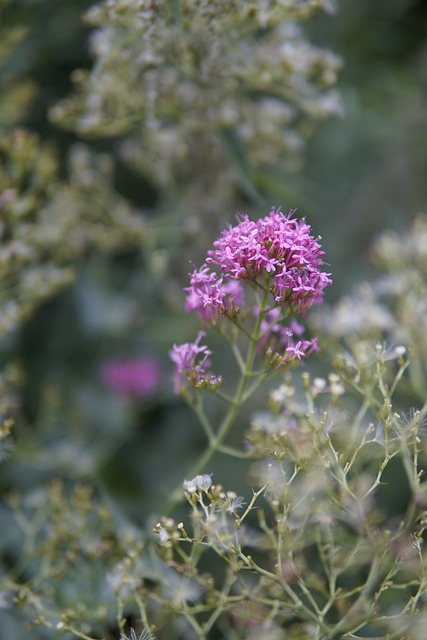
[[169, 331, 222, 393], [257, 308, 319, 366], [100, 356, 162, 397], [184, 265, 244, 324], [179, 210, 331, 377], [205, 209, 331, 314]]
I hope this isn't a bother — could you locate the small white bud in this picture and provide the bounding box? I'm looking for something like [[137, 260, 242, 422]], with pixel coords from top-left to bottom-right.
[[330, 383, 345, 397]]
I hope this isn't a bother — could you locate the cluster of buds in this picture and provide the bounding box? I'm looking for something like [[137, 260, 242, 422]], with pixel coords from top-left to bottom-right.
[[169, 332, 223, 394], [154, 475, 247, 549]]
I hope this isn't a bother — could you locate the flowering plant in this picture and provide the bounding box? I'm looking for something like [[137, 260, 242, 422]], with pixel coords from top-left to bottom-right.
[[3, 214, 427, 640], [2, 0, 427, 637], [146, 213, 427, 640], [169, 210, 331, 500]]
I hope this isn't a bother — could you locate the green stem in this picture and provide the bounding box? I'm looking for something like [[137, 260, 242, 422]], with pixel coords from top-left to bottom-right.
[[193, 403, 214, 441], [216, 443, 251, 458], [328, 555, 383, 638], [167, 288, 270, 509], [62, 626, 101, 640]]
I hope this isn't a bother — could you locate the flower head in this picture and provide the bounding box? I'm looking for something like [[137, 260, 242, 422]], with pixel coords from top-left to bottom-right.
[[219, 492, 246, 513], [206, 209, 331, 313], [176, 211, 330, 387], [185, 265, 244, 324], [183, 473, 213, 493], [169, 332, 222, 393], [121, 629, 155, 640], [257, 308, 319, 367]]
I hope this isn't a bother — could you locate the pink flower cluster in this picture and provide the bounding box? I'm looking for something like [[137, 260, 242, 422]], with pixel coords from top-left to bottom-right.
[[170, 210, 331, 391], [258, 310, 319, 365], [169, 332, 222, 393], [184, 266, 245, 324], [205, 209, 331, 313], [183, 210, 330, 326]]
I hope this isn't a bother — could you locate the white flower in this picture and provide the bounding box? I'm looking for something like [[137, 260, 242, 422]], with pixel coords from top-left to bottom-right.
[[183, 473, 213, 493], [219, 492, 246, 513], [311, 377, 327, 395], [161, 570, 203, 604], [107, 561, 142, 599], [121, 629, 155, 640], [158, 528, 169, 544]]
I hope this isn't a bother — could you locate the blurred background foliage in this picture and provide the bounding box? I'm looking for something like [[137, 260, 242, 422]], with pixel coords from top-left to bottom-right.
[[0, 0, 427, 637]]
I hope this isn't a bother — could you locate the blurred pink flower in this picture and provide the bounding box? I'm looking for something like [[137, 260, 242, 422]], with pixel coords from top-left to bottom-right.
[[100, 356, 162, 397]]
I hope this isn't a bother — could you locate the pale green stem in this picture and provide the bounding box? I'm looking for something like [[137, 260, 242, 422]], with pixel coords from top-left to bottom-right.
[[193, 402, 214, 441], [236, 485, 266, 527], [167, 288, 270, 509], [116, 595, 125, 635], [230, 339, 246, 373], [419, 395, 427, 418], [237, 552, 331, 634], [183, 613, 206, 640], [388, 358, 410, 397], [328, 555, 383, 638], [203, 577, 234, 634], [60, 625, 102, 640], [216, 443, 251, 458], [214, 390, 235, 405], [133, 591, 152, 635]]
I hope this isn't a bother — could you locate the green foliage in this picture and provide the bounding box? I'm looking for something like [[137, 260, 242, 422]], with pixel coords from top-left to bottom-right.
[[51, 0, 341, 217], [0, 128, 146, 335]]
